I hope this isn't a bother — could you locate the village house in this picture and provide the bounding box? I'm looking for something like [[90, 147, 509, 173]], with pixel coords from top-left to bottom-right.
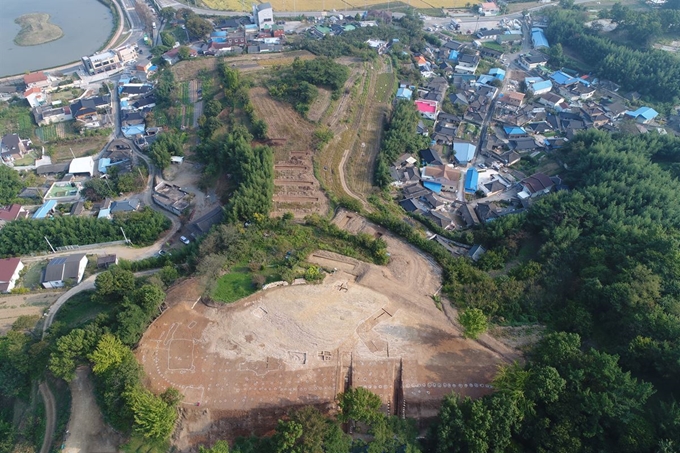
[[518, 53, 548, 71], [415, 100, 438, 120], [0, 258, 24, 293], [476, 28, 504, 41], [538, 92, 565, 110], [625, 107, 659, 124], [42, 254, 88, 288], [518, 173, 555, 199], [23, 86, 47, 108], [70, 95, 111, 121], [0, 204, 27, 224], [23, 71, 50, 89], [421, 164, 461, 193], [475, 202, 500, 223], [479, 1, 500, 15], [33, 105, 72, 126], [455, 53, 480, 74], [1, 134, 31, 164], [498, 91, 525, 110]]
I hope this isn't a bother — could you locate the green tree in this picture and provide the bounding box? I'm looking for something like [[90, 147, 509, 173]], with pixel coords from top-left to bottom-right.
[[458, 308, 487, 339], [89, 333, 127, 374], [0, 165, 26, 205], [337, 387, 383, 424], [199, 440, 230, 453], [95, 266, 136, 301], [124, 385, 178, 441], [185, 15, 213, 39]]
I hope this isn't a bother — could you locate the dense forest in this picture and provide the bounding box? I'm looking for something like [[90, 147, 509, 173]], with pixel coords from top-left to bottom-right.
[[0, 207, 170, 257], [544, 8, 680, 103]]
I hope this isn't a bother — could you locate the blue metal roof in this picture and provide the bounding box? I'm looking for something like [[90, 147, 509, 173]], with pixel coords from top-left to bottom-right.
[[98, 157, 111, 174], [453, 142, 477, 164], [121, 124, 145, 137], [464, 168, 479, 193], [489, 68, 505, 80], [33, 200, 57, 219], [423, 181, 442, 193], [504, 126, 526, 136], [448, 50, 459, 61], [627, 106, 658, 120], [98, 208, 111, 219], [550, 71, 577, 86], [396, 87, 412, 99], [531, 28, 549, 48], [477, 75, 495, 85], [530, 80, 553, 92], [525, 76, 543, 84]]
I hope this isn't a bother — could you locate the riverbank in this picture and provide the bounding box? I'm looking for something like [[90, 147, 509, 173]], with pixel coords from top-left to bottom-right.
[[14, 13, 64, 46]]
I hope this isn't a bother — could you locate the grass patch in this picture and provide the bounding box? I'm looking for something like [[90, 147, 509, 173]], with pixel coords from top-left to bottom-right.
[[482, 41, 504, 52], [21, 261, 47, 290], [0, 103, 36, 139], [122, 435, 169, 453], [211, 268, 256, 303], [375, 72, 396, 103], [52, 290, 114, 330]]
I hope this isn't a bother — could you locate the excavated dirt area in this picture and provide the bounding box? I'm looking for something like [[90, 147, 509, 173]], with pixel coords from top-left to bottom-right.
[[136, 212, 518, 449]]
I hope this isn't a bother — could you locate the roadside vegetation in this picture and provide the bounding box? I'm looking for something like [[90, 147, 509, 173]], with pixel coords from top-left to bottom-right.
[[0, 208, 170, 257]]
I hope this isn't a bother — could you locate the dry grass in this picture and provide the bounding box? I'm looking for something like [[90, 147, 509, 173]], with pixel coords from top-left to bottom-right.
[[50, 136, 109, 163], [200, 0, 468, 11], [307, 87, 332, 123]]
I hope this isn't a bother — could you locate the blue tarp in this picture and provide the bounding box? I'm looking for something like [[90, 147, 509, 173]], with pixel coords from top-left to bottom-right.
[[464, 168, 479, 193], [423, 181, 442, 193], [33, 200, 57, 219], [448, 50, 459, 61]]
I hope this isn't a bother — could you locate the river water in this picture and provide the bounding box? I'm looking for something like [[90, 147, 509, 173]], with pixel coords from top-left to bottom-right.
[[0, 0, 114, 77]]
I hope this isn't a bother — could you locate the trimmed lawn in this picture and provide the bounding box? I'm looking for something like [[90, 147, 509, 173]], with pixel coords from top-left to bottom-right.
[[212, 269, 256, 303]]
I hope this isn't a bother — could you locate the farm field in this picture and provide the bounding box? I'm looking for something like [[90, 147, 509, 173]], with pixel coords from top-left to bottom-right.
[[199, 0, 468, 12], [0, 292, 61, 335]]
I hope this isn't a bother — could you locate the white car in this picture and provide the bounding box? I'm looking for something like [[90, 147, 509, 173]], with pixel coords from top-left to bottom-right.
[[180, 236, 190, 245]]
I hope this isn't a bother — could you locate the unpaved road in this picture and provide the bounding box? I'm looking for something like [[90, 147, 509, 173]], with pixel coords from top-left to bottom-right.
[[62, 367, 121, 453]]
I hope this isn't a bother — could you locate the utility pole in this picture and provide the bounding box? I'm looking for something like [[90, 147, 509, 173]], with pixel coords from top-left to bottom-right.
[[120, 227, 131, 245], [44, 237, 56, 254]]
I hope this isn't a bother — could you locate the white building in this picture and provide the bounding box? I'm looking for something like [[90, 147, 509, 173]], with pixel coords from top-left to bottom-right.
[[252, 3, 274, 31], [82, 51, 122, 75], [42, 254, 88, 289], [0, 258, 24, 293], [69, 156, 95, 176]]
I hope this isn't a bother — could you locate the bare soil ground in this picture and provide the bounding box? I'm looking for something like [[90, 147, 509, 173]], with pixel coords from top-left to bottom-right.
[[63, 367, 121, 453], [0, 292, 61, 335], [249, 87, 329, 218], [137, 212, 518, 450], [307, 88, 332, 123], [162, 161, 220, 220], [51, 136, 108, 163]]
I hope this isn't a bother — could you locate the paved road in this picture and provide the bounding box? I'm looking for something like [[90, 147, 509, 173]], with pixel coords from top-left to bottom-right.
[[38, 382, 57, 453]]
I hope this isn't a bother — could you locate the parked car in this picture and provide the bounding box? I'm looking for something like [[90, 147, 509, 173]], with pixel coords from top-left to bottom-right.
[[180, 236, 190, 245]]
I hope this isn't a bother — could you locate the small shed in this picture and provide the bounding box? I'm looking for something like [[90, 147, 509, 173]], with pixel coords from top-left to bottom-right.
[[97, 254, 118, 269]]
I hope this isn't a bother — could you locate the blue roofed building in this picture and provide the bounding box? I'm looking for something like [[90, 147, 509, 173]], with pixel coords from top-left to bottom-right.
[[33, 200, 57, 219], [464, 168, 479, 193], [448, 50, 459, 62], [423, 181, 442, 193], [98, 158, 111, 174], [453, 141, 476, 165], [527, 79, 553, 95], [396, 87, 413, 100], [531, 28, 549, 49], [503, 126, 528, 139], [489, 68, 505, 80], [625, 106, 659, 124], [550, 71, 579, 86]]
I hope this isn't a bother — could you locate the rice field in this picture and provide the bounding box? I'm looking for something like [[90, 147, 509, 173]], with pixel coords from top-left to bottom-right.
[[199, 0, 468, 12]]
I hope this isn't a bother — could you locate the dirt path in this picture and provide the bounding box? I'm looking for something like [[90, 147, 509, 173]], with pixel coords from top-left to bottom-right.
[[338, 148, 368, 209], [38, 382, 56, 453], [62, 367, 121, 453]]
